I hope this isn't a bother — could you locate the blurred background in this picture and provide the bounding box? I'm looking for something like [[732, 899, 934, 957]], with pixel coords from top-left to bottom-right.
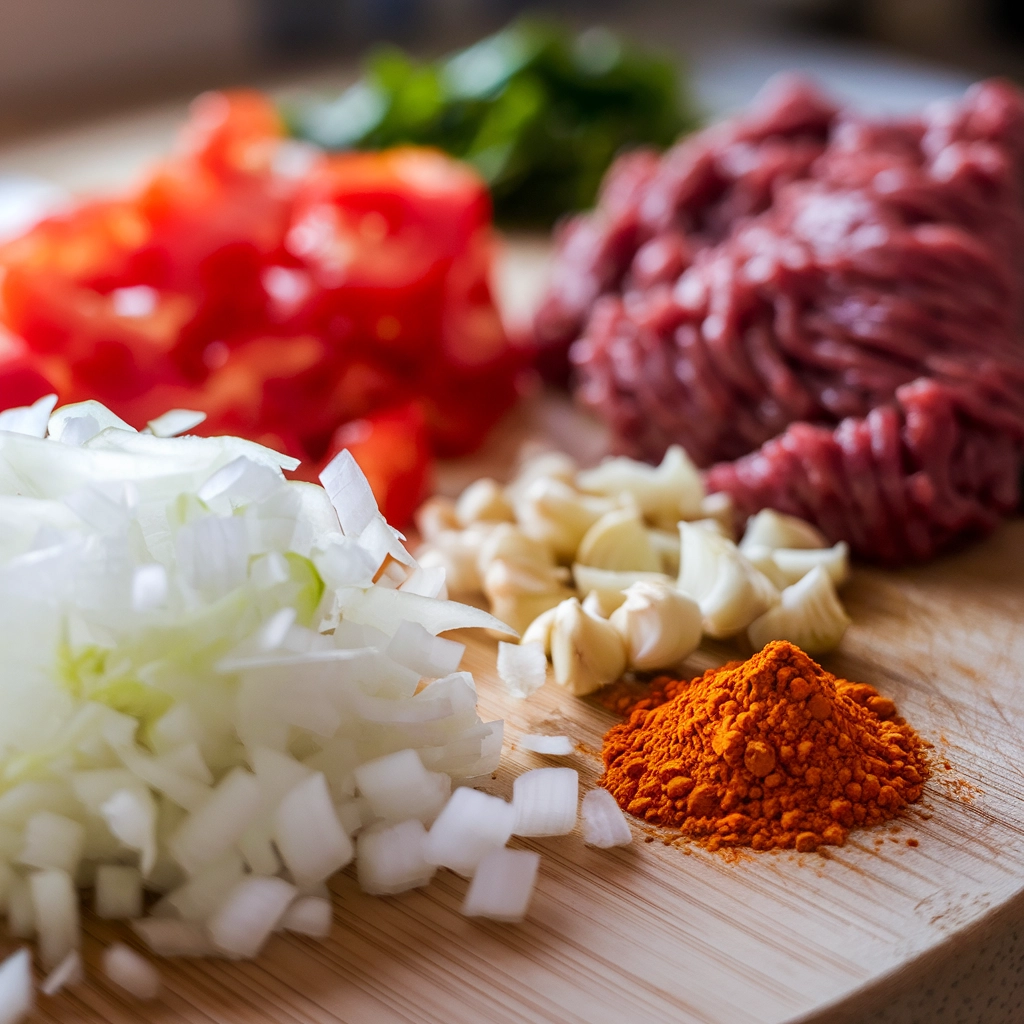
[[3, 0, 1024, 147]]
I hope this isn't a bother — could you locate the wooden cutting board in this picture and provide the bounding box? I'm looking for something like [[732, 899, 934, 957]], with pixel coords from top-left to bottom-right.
[[3, 94, 1024, 1024]]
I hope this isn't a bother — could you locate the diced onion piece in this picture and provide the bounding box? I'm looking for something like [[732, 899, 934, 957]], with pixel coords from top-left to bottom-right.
[[49, 399, 135, 441], [356, 819, 436, 895], [197, 455, 281, 505], [273, 774, 354, 887], [131, 918, 216, 958], [146, 409, 206, 438], [131, 563, 168, 612], [0, 948, 33, 1024], [279, 896, 333, 938], [423, 788, 515, 877], [19, 811, 85, 876], [0, 394, 58, 438], [519, 734, 573, 756], [175, 516, 249, 598], [386, 620, 465, 678], [581, 788, 632, 848], [168, 768, 262, 875], [6, 878, 34, 939], [162, 853, 245, 922], [207, 876, 296, 959], [102, 943, 161, 1000], [319, 448, 380, 537], [462, 848, 540, 923], [496, 641, 546, 699], [95, 865, 143, 920], [101, 788, 157, 876], [398, 565, 447, 600], [354, 749, 450, 826], [30, 870, 80, 971], [512, 768, 578, 837], [40, 948, 83, 997]]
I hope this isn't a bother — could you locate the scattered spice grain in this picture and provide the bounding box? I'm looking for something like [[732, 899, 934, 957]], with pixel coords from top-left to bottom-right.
[[600, 641, 929, 851]]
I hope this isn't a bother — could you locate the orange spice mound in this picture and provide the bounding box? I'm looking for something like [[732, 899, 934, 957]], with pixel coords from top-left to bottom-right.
[[599, 641, 929, 852]]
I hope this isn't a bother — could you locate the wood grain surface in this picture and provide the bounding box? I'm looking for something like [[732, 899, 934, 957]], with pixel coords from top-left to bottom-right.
[[2, 88, 1024, 1024]]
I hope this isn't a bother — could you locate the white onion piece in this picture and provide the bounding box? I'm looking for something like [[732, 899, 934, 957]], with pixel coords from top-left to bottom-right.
[[208, 876, 296, 959], [519, 734, 573, 756], [40, 948, 83, 996], [0, 948, 33, 1024], [313, 535, 377, 589], [279, 896, 333, 938], [131, 563, 168, 611], [398, 565, 447, 600], [168, 768, 262, 875], [197, 456, 281, 505], [354, 750, 450, 826], [273, 773, 354, 887], [461, 848, 540, 922], [161, 853, 245, 922], [19, 811, 84, 875], [0, 860, 12, 913], [154, 743, 213, 785], [339, 586, 516, 638], [100, 788, 157, 876], [103, 943, 161, 1000], [356, 820, 435, 895], [49, 400, 135, 441], [496, 641, 546, 699], [319, 449, 380, 537], [95, 865, 143, 920], [0, 394, 57, 438], [386, 620, 465, 679], [6, 878, 34, 938], [423, 787, 514, 877], [175, 516, 249, 598], [146, 409, 207, 438], [30, 870, 80, 971], [581, 788, 632, 848], [512, 768, 578, 837]]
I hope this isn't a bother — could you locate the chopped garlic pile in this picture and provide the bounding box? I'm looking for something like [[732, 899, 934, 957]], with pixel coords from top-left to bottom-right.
[[418, 449, 852, 694], [0, 396, 630, 1015]]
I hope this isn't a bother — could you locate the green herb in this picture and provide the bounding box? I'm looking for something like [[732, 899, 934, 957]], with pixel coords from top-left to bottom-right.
[[287, 19, 699, 225]]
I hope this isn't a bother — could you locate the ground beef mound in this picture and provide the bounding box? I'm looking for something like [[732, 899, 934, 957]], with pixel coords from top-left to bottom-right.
[[535, 76, 1024, 563]]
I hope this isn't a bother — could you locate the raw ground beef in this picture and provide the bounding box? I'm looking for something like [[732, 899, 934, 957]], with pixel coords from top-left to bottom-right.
[[535, 76, 1024, 563]]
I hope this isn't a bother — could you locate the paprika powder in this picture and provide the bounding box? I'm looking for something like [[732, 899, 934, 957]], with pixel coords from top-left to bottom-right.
[[600, 641, 928, 851]]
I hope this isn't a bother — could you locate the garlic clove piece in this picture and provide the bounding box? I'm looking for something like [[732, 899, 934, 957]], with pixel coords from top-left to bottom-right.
[[771, 542, 850, 588], [747, 565, 851, 654], [514, 478, 615, 562], [505, 450, 578, 506], [609, 581, 702, 672], [572, 564, 672, 594], [483, 558, 574, 636], [677, 521, 779, 639], [739, 509, 828, 554], [698, 491, 736, 539], [476, 523, 555, 579], [455, 478, 515, 526], [521, 606, 559, 655], [415, 524, 496, 595], [581, 588, 627, 619], [550, 598, 627, 696], [415, 496, 459, 542], [576, 508, 661, 573], [647, 528, 681, 575], [576, 445, 704, 526]]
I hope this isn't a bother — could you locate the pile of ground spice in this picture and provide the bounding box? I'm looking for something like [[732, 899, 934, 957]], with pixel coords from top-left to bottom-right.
[[600, 641, 929, 851]]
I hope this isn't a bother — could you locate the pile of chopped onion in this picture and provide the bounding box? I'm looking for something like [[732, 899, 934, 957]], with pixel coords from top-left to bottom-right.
[[0, 396, 628, 1015]]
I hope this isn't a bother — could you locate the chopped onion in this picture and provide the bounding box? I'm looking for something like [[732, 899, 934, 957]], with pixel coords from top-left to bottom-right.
[[512, 768, 578, 837], [422, 787, 514, 877], [273, 773, 354, 887], [319, 448, 380, 537], [95, 865, 143, 920], [100, 789, 157, 876], [0, 948, 33, 1024], [207, 876, 296, 959], [461, 848, 540, 922], [581, 788, 633, 848], [6, 879, 34, 939], [102, 943, 161, 1000], [19, 812, 84, 876], [496, 641, 546, 699], [146, 409, 207, 438], [160, 853, 245, 922], [386, 619, 465, 679], [0, 394, 57, 438], [519, 734, 573, 756], [279, 896, 333, 938], [40, 948, 83, 996], [30, 870, 79, 971], [354, 749, 450, 826], [356, 819, 435, 895]]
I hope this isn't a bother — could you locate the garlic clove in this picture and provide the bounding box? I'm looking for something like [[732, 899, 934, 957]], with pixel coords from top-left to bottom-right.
[[514, 477, 615, 562], [415, 524, 495, 595], [455, 478, 515, 526], [576, 508, 661, 573], [771, 542, 850, 588], [698, 491, 736, 539], [572, 563, 672, 594], [521, 606, 559, 655], [549, 598, 627, 696], [647, 528, 681, 575], [677, 521, 779, 638], [740, 542, 790, 590], [476, 523, 554, 579], [609, 581, 702, 672], [739, 508, 828, 554], [747, 565, 851, 654], [415, 496, 459, 542], [576, 445, 704, 527], [505, 450, 578, 506], [483, 558, 574, 636], [581, 588, 627, 619]]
